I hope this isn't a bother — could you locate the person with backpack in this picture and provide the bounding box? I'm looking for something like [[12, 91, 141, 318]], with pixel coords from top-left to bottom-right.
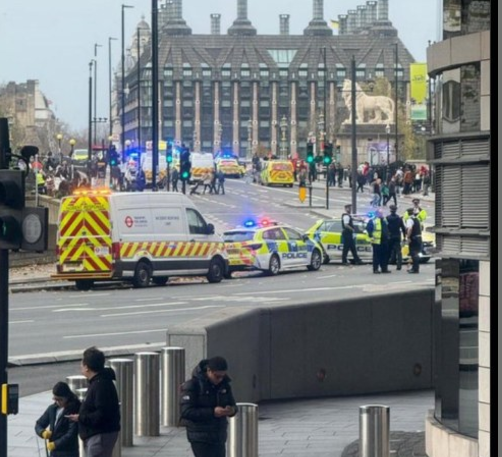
[[180, 356, 237, 457]]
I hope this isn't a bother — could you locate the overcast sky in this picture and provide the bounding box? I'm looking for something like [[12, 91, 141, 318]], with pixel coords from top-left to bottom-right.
[[0, 0, 440, 132]]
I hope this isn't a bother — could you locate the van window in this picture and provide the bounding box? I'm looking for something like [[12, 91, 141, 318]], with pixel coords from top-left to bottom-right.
[[186, 208, 208, 235], [152, 208, 183, 233]]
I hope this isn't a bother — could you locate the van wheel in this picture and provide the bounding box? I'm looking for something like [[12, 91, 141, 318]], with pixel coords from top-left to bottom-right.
[[152, 276, 168, 286], [307, 249, 322, 271], [267, 254, 280, 276], [223, 271, 233, 279], [75, 279, 94, 291], [207, 258, 224, 283], [133, 261, 152, 288]]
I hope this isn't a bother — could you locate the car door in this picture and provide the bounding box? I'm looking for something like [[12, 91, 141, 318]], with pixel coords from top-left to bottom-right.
[[316, 220, 343, 259], [185, 208, 213, 269], [282, 227, 309, 266]]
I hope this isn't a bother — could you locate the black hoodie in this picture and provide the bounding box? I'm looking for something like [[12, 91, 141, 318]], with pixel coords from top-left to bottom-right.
[[179, 359, 237, 444], [78, 367, 120, 441]]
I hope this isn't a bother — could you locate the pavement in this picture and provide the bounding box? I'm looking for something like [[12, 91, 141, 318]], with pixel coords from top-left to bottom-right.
[[9, 388, 432, 457]]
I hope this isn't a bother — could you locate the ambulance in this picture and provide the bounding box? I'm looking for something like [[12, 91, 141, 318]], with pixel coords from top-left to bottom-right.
[[188, 152, 215, 182], [53, 189, 228, 290]]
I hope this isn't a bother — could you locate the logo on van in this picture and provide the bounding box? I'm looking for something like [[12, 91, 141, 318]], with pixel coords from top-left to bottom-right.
[[125, 216, 133, 228]]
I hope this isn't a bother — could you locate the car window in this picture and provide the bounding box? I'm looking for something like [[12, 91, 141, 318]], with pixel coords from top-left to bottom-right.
[[262, 228, 285, 240], [223, 231, 255, 242], [353, 221, 366, 233], [282, 227, 302, 241], [186, 208, 207, 235], [326, 221, 342, 232]]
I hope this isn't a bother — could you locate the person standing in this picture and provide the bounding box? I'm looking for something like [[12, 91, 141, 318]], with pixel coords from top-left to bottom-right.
[[180, 356, 238, 457], [366, 208, 391, 274], [66, 346, 120, 457], [386, 205, 406, 270], [171, 167, 179, 192], [356, 171, 366, 193], [216, 169, 225, 195], [341, 204, 363, 266], [35, 382, 81, 457], [403, 198, 428, 229], [387, 177, 398, 206], [405, 207, 422, 274], [202, 171, 213, 194]]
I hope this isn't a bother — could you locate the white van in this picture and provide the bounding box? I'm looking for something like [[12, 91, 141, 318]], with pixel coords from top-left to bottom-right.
[[188, 152, 215, 182], [53, 190, 228, 290]]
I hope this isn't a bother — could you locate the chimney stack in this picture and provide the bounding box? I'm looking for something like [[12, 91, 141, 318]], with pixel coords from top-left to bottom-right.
[[164, 0, 192, 35], [377, 0, 389, 21], [280, 14, 290, 35], [228, 0, 257, 36], [338, 14, 348, 35], [366, 1, 377, 25], [211, 13, 221, 35], [313, 0, 323, 20], [304, 0, 332, 36], [357, 5, 368, 29], [347, 10, 357, 33]]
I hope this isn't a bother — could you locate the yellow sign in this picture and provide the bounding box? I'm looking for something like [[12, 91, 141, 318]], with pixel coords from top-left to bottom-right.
[[299, 186, 306, 203], [410, 63, 428, 104]]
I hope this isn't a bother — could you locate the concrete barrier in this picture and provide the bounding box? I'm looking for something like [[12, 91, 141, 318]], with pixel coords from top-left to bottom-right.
[[166, 289, 434, 402]]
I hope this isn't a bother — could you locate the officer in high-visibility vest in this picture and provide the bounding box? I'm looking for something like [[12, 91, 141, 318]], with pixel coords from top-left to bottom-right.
[[36, 170, 46, 194], [403, 198, 427, 228], [366, 208, 391, 274]]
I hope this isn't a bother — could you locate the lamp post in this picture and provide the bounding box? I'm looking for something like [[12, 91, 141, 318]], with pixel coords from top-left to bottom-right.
[[108, 37, 117, 137], [393, 42, 399, 163], [122, 4, 134, 162], [280, 115, 288, 160], [69, 138, 76, 157], [88, 60, 94, 166], [56, 133, 63, 162], [93, 43, 103, 145], [385, 123, 390, 181], [247, 120, 252, 159]]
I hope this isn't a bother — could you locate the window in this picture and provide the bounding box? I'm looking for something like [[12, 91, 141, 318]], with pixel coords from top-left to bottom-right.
[[283, 227, 302, 241], [262, 228, 285, 240], [186, 209, 208, 235]]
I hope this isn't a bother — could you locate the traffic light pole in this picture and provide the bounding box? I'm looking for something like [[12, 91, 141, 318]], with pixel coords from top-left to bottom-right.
[[0, 118, 10, 457], [166, 162, 170, 191]]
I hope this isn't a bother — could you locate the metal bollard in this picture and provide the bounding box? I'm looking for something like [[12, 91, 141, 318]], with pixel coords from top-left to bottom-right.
[[75, 388, 87, 457], [135, 352, 160, 436], [66, 375, 87, 395], [228, 403, 258, 457], [160, 347, 185, 426], [359, 405, 390, 457], [108, 358, 134, 446]]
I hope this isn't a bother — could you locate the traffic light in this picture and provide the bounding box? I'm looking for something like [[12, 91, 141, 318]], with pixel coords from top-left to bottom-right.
[[323, 143, 333, 165], [306, 142, 314, 164], [179, 147, 191, 181], [166, 141, 173, 164], [109, 146, 118, 167], [0, 169, 48, 251]]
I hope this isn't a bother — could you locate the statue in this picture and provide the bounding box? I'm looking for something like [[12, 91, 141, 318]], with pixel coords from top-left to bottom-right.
[[342, 79, 395, 124]]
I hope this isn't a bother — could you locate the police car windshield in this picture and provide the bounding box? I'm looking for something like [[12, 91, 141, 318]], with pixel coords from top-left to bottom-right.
[[271, 163, 292, 171], [223, 231, 255, 242]]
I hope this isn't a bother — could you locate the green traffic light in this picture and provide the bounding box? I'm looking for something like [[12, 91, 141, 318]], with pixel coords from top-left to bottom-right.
[[323, 156, 331, 164], [181, 171, 189, 179], [167, 155, 173, 163], [306, 156, 314, 163]]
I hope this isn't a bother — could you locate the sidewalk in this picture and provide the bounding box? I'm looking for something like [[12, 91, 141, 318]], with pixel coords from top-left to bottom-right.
[[9, 389, 432, 457]]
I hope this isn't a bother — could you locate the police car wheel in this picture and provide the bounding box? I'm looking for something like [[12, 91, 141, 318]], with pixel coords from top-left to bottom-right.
[[207, 258, 224, 283], [307, 249, 322, 271], [322, 254, 330, 264], [267, 254, 280, 276], [133, 261, 152, 288], [152, 276, 169, 286], [75, 279, 94, 291]]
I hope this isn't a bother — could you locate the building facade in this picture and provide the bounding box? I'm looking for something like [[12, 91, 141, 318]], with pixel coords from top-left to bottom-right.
[[425, 1, 490, 456], [117, 0, 415, 162]]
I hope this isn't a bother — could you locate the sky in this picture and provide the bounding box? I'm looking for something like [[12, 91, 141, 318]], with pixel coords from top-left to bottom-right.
[[0, 0, 440, 132]]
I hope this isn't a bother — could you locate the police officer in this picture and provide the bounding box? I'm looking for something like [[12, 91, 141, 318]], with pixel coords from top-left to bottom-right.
[[341, 204, 363, 266], [366, 208, 391, 274], [405, 207, 422, 273], [403, 198, 427, 228], [386, 205, 406, 270]]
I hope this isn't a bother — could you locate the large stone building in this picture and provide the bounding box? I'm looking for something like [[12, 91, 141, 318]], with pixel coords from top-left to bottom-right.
[[425, 1, 490, 456], [117, 0, 415, 162]]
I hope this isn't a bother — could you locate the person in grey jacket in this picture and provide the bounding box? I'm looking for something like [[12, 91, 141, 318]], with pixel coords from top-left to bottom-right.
[[180, 356, 237, 457]]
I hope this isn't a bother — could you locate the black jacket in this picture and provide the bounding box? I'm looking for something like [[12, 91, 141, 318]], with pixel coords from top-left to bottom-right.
[[78, 368, 121, 441], [35, 398, 81, 457], [180, 359, 237, 444], [386, 213, 406, 239]]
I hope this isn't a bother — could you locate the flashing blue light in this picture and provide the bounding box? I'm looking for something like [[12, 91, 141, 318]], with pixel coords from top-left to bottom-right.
[[367, 211, 375, 218], [129, 153, 138, 158], [244, 219, 256, 228]]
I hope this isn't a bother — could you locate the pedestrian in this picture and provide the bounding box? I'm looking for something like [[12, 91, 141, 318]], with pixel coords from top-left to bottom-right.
[[386, 205, 406, 270], [202, 171, 213, 194], [327, 163, 336, 187], [381, 181, 390, 206], [298, 166, 307, 187], [171, 167, 179, 192], [66, 346, 120, 457], [356, 171, 365, 193], [35, 381, 81, 457], [387, 178, 398, 206], [405, 207, 422, 274], [210, 169, 219, 194], [370, 177, 381, 207], [403, 168, 413, 195], [216, 169, 225, 195], [366, 208, 391, 274], [422, 171, 431, 196], [337, 164, 344, 188], [180, 356, 238, 457], [341, 204, 363, 266]]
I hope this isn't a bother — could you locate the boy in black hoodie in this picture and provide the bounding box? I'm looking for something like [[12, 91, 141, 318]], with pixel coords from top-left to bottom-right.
[[66, 346, 120, 457]]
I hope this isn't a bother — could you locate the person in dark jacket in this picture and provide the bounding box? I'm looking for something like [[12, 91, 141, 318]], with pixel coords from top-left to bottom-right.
[[66, 346, 120, 457], [180, 356, 237, 457], [35, 382, 81, 457], [386, 205, 407, 270]]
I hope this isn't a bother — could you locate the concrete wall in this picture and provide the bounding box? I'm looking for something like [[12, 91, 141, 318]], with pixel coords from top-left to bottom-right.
[[167, 289, 434, 403]]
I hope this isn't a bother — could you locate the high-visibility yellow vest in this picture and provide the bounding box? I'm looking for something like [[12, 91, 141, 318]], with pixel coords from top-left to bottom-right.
[[36, 172, 45, 186], [371, 218, 382, 245]]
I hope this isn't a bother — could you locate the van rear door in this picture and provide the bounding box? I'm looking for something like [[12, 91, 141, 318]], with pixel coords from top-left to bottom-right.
[[56, 194, 113, 276]]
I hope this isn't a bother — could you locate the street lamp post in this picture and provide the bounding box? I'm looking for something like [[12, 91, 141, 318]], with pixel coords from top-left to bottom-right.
[[385, 123, 390, 181], [93, 43, 103, 145], [56, 133, 63, 162], [247, 120, 252, 159], [280, 115, 288, 160], [108, 37, 117, 137], [122, 4, 134, 163], [69, 138, 76, 157], [393, 42, 399, 163]]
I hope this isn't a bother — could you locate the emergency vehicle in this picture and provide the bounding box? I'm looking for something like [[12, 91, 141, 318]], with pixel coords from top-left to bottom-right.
[[259, 160, 294, 187], [215, 157, 243, 178], [53, 190, 228, 290], [222, 219, 323, 277], [189, 152, 215, 182]]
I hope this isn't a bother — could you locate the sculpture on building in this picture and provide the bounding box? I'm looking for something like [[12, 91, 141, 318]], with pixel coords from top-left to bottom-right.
[[341, 79, 395, 124]]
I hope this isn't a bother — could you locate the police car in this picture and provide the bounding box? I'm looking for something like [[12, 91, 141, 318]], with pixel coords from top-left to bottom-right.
[[222, 219, 323, 278], [305, 218, 434, 265]]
